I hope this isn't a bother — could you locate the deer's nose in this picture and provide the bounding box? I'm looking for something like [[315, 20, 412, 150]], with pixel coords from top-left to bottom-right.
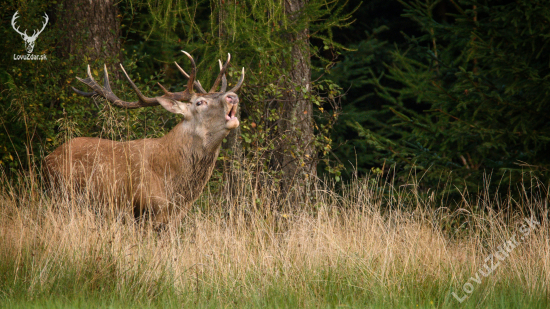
[[226, 94, 238, 105]]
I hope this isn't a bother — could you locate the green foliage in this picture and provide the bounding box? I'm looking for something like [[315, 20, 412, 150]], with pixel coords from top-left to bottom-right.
[[347, 0, 550, 197], [0, 1, 176, 175], [126, 0, 354, 176], [329, 25, 398, 178], [0, 0, 354, 180], [0, 1, 81, 173]]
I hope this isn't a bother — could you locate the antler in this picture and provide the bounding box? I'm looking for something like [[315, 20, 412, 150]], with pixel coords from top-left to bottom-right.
[[209, 54, 231, 93], [171, 52, 242, 94], [157, 51, 200, 101], [72, 51, 245, 106], [73, 51, 202, 107], [210, 53, 245, 93], [228, 67, 245, 93], [218, 60, 228, 92], [11, 11, 27, 37], [213, 53, 245, 93], [72, 64, 160, 109], [173, 61, 207, 94], [171, 52, 230, 94], [29, 13, 49, 39]]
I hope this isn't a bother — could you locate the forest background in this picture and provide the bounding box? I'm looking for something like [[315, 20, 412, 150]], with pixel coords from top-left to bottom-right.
[[1, 0, 549, 207], [1, 1, 550, 307]]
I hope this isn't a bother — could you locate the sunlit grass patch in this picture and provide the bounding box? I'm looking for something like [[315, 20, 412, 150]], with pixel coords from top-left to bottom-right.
[[0, 168, 548, 308]]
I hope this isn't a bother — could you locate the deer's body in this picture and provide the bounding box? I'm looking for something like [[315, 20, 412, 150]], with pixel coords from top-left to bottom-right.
[[45, 123, 220, 222], [44, 52, 243, 224]]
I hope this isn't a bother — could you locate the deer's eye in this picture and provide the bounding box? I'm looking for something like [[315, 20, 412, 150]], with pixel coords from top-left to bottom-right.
[[196, 100, 206, 106]]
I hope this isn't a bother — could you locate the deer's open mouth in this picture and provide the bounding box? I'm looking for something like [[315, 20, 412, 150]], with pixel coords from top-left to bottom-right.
[[225, 104, 237, 121], [224, 104, 239, 130]]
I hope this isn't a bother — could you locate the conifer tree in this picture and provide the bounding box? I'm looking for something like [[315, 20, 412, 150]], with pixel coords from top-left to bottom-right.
[[351, 0, 550, 198]]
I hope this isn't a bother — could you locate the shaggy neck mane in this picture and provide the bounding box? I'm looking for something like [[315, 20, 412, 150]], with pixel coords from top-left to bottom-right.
[[155, 121, 226, 203]]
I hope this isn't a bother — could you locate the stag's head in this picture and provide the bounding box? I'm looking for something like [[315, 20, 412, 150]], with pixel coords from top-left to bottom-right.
[[11, 11, 49, 54], [72, 51, 244, 145], [156, 52, 242, 133]]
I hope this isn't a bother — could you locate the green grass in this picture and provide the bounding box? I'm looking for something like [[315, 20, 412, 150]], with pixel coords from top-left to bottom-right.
[[0, 170, 548, 308], [2, 272, 548, 308]]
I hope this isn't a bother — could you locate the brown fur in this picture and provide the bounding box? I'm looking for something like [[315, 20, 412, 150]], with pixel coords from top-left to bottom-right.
[[44, 91, 240, 224]]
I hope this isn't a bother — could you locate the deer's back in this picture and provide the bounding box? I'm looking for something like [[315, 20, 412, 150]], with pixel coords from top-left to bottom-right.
[[43, 137, 150, 194]]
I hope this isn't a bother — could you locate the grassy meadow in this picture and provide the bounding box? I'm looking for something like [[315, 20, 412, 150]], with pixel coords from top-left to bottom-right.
[[0, 167, 549, 308]]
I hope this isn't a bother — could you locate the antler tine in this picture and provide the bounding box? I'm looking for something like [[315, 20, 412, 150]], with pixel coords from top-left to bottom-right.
[[181, 51, 196, 94], [218, 59, 228, 92], [71, 87, 96, 97], [174, 61, 188, 77], [156, 82, 193, 101], [174, 61, 207, 93], [73, 64, 158, 109], [209, 53, 231, 93], [157, 82, 171, 96], [102, 64, 112, 92], [70, 64, 98, 97], [228, 67, 245, 93], [118, 64, 160, 107], [196, 80, 205, 92], [73, 65, 119, 102]]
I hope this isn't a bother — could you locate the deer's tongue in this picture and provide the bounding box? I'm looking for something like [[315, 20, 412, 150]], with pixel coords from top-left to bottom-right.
[[225, 105, 237, 121], [225, 105, 239, 129]]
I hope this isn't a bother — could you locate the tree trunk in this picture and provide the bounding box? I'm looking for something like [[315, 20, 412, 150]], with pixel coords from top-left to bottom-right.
[[273, 0, 316, 190], [219, 0, 241, 155], [217, 1, 244, 197], [56, 0, 121, 63]]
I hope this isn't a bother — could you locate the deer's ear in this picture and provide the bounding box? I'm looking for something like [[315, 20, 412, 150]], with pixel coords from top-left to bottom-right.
[[157, 97, 189, 116]]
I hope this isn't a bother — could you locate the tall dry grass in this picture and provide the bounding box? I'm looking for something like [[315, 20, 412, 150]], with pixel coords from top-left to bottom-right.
[[0, 165, 549, 307]]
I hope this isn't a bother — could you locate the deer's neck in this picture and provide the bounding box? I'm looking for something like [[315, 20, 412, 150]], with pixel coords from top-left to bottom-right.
[[153, 121, 228, 202]]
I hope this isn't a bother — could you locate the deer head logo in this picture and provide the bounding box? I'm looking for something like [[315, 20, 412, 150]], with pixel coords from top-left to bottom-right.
[[11, 11, 49, 54]]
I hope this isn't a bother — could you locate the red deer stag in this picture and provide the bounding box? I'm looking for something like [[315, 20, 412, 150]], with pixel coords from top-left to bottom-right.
[[44, 51, 244, 224]]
